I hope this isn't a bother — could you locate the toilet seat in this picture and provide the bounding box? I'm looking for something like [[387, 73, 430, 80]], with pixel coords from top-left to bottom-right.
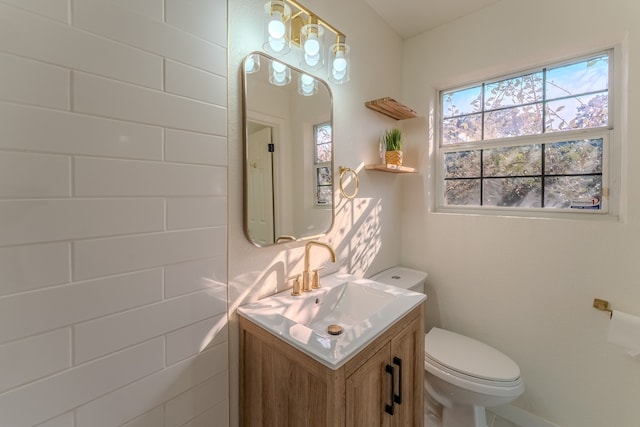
[[424, 328, 522, 391]]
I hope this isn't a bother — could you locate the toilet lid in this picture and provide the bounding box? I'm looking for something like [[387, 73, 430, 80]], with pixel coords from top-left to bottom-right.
[[425, 328, 520, 382]]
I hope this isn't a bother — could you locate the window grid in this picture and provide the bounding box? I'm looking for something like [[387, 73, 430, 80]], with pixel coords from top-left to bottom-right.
[[439, 50, 611, 213], [314, 122, 332, 206], [443, 143, 603, 208]]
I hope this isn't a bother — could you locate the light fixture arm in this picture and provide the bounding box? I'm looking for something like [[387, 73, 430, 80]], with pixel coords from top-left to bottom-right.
[[283, 0, 346, 43], [332, 34, 347, 51]]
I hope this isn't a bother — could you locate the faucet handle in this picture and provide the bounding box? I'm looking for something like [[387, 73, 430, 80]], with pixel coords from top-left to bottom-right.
[[311, 267, 324, 289], [288, 274, 302, 296]]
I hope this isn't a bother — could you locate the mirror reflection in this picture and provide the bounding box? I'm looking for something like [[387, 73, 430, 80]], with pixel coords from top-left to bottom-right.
[[242, 52, 334, 247]]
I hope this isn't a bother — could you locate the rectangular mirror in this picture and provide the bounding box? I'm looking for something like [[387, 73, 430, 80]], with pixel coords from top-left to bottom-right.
[[242, 52, 334, 247]]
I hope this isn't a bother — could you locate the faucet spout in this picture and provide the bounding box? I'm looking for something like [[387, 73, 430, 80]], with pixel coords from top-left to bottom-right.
[[303, 241, 336, 291]]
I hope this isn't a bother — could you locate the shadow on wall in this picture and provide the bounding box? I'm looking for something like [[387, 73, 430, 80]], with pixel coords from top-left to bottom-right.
[[230, 259, 291, 307], [231, 192, 387, 310], [332, 196, 383, 276], [424, 280, 442, 333]]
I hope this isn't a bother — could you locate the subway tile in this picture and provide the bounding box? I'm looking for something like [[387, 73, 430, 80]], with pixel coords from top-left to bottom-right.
[[113, 0, 163, 21], [0, 102, 163, 160], [0, 53, 69, 109], [35, 412, 74, 427], [167, 197, 227, 230], [0, 198, 165, 246], [0, 269, 163, 344], [0, 243, 70, 296], [0, 338, 164, 427], [74, 157, 226, 197], [181, 400, 228, 427], [166, 0, 226, 46], [164, 372, 228, 427], [74, 228, 226, 280], [165, 59, 227, 106], [164, 129, 227, 166], [0, 328, 70, 393], [75, 345, 227, 427], [0, 151, 70, 199], [74, 289, 227, 363], [73, 72, 226, 135], [121, 406, 164, 427], [0, 0, 69, 23], [73, 1, 226, 76], [164, 256, 227, 298], [0, 4, 162, 89], [165, 315, 228, 366]]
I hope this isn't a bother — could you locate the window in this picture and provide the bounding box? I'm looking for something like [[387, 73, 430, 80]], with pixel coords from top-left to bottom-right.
[[439, 51, 612, 213], [314, 122, 332, 206]]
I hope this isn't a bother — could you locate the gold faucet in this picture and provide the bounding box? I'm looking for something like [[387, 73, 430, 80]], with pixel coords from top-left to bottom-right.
[[303, 241, 336, 292]]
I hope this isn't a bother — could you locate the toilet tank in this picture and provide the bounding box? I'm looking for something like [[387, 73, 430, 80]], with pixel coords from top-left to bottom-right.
[[370, 266, 428, 294]]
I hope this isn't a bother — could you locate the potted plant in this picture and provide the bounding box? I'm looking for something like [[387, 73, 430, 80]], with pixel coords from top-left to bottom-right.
[[383, 127, 403, 166]]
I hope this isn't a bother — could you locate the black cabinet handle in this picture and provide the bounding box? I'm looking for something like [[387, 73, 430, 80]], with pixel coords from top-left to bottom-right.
[[384, 364, 395, 415], [393, 356, 403, 404]]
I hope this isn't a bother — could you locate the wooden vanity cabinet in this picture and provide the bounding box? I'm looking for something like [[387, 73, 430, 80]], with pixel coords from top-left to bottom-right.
[[239, 305, 424, 427]]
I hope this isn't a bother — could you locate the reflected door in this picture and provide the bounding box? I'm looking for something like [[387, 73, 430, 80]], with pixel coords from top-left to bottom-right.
[[247, 127, 275, 245]]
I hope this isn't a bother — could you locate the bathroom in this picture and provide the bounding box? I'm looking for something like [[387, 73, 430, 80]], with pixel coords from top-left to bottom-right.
[[1, 0, 639, 426]]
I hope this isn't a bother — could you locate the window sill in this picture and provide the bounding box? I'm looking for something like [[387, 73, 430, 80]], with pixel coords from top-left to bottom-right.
[[432, 205, 620, 222]]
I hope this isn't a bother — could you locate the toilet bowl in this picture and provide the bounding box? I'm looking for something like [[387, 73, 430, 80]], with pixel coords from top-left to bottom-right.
[[371, 267, 524, 427]]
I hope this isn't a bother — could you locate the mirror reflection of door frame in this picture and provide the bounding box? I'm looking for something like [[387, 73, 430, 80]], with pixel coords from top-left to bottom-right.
[[247, 111, 291, 243], [247, 126, 275, 245]]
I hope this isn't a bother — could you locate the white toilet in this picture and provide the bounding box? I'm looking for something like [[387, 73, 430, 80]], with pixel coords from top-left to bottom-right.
[[371, 267, 524, 427]]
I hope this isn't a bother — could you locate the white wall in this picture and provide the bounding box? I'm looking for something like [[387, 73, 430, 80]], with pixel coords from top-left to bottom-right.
[[401, 1, 640, 426], [227, 0, 409, 425], [0, 1, 229, 426]]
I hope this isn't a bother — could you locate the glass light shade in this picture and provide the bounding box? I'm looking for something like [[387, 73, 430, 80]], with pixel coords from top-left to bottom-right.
[[300, 24, 324, 70], [298, 74, 318, 96], [269, 60, 291, 86], [244, 53, 261, 74], [328, 42, 350, 84], [263, 1, 291, 55]]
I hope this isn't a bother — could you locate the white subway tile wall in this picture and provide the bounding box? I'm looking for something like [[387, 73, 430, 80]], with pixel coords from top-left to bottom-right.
[[0, 53, 70, 109], [0, 0, 229, 426], [165, 129, 228, 166], [74, 345, 227, 427], [0, 243, 71, 296], [35, 412, 76, 427], [0, 103, 165, 160]]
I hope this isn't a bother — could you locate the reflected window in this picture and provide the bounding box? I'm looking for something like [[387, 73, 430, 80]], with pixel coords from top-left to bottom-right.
[[314, 122, 332, 206]]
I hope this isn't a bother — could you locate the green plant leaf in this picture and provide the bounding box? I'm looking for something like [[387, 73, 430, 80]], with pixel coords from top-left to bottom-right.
[[384, 127, 403, 151]]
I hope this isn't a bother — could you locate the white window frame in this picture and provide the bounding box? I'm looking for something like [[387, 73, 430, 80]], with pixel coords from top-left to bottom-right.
[[434, 47, 624, 221]]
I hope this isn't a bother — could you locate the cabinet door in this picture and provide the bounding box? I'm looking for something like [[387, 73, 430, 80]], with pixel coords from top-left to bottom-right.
[[390, 317, 424, 427], [345, 344, 393, 427]]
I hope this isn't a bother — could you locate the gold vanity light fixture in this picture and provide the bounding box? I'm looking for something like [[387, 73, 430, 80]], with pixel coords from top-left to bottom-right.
[[263, 1, 292, 54], [299, 16, 324, 70], [263, 0, 351, 84], [328, 35, 350, 84]]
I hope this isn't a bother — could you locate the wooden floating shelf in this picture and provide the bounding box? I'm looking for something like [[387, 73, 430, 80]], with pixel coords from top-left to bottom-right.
[[365, 164, 417, 173], [364, 97, 418, 120]]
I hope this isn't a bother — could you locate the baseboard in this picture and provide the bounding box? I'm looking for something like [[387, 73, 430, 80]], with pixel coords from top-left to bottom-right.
[[489, 404, 562, 427]]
